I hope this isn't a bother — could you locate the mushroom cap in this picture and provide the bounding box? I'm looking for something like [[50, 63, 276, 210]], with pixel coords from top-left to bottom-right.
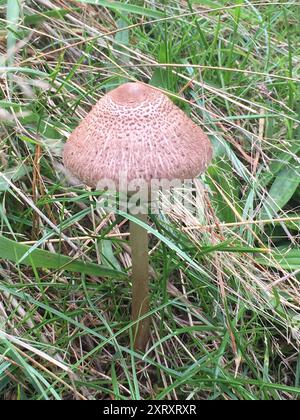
[[63, 82, 212, 189]]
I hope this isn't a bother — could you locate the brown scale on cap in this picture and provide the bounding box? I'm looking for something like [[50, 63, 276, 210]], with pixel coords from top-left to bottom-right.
[[63, 82, 213, 188]]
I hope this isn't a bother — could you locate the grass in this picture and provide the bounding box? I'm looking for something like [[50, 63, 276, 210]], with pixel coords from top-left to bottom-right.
[[0, 0, 299, 400]]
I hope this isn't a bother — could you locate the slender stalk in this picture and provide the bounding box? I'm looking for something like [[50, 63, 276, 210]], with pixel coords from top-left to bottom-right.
[[130, 212, 150, 351]]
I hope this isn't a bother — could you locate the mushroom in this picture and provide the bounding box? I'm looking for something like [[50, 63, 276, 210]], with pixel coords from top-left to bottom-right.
[[63, 82, 212, 351]]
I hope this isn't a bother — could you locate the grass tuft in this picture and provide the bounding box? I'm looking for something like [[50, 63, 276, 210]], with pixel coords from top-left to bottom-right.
[[0, 0, 299, 400]]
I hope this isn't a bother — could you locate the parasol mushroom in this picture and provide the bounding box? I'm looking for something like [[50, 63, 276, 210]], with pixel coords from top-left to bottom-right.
[[63, 82, 212, 351]]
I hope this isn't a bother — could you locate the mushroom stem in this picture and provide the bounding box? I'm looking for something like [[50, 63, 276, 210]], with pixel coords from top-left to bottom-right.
[[130, 212, 150, 351]]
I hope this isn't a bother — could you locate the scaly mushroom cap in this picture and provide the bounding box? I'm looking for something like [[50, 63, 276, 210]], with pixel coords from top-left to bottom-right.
[[63, 82, 212, 188]]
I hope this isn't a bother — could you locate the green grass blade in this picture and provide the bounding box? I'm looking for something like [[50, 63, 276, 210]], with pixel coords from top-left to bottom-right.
[[256, 248, 300, 270], [24, 8, 79, 26], [259, 166, 300, 220], [6, 0, 21, 66], [74, 0, 164, 18], [0, 235, 125, 278]]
